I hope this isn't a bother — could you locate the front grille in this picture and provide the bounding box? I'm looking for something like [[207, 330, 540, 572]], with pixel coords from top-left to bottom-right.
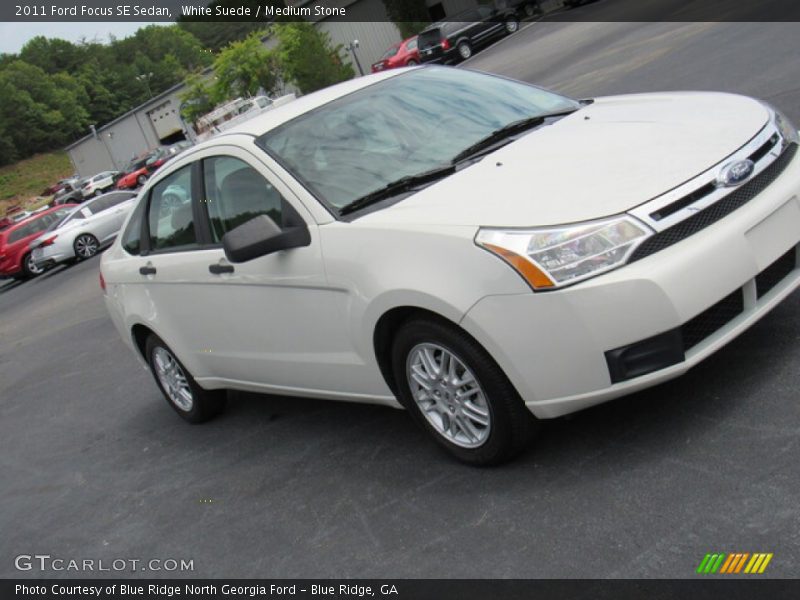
[[630, 143, 797, 263], [756, 248, 797, 298], [680, 289, 744, 351]]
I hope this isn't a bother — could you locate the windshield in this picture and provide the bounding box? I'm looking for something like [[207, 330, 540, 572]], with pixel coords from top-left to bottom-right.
[[257, 67, 579, 211]]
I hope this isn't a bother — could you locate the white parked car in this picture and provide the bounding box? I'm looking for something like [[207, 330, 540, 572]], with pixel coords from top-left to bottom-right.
[[31, 191, 138, 268], [102, 67, 800, 464], [81, 171, 120, 198]]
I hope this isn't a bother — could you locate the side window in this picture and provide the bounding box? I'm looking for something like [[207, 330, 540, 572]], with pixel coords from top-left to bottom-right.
[[407, 38, 418, 51], [147, 166, 196, 252], [121, 197, 146, 256], [104, 193, 133, 208], [88, 196, 112, 213], [203, 156, 283, 243]]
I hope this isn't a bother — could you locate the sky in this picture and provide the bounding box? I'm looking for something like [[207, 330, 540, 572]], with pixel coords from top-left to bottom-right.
[[0, 22, 164, 55]]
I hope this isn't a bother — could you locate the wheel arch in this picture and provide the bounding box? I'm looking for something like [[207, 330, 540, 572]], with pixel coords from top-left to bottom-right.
[[131, 323, 153, 361], [373, 306, 466, 396]]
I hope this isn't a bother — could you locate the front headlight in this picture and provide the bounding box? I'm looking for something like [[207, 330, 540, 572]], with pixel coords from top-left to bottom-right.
[[773, 107, 799, 146], [476, 215, 654, 290]]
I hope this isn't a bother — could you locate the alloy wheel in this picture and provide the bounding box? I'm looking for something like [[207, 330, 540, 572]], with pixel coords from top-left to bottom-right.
[[75, 235, 98, 258], [26, 254, 44, 275], [153, 347, 194, 412], [406, 343, 491, 448]]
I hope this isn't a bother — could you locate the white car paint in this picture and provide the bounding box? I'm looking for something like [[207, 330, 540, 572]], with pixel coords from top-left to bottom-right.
[[32, 192, 137, 267], [101, 67, 800, 448], [81, 171, 119, 198]]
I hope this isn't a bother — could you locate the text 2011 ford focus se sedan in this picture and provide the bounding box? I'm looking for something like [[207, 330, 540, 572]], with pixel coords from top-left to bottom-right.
[[102, 66, 800, 465]]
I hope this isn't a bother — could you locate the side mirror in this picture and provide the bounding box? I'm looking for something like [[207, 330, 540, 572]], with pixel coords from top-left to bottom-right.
[[222, 214, 310, 263]]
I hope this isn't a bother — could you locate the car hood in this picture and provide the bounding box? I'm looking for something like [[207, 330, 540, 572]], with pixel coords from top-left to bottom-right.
[[357, 92, 770, 228]]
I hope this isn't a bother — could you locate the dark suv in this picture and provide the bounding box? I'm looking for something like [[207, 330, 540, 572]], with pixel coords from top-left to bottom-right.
[[417, 5, 520, 64]]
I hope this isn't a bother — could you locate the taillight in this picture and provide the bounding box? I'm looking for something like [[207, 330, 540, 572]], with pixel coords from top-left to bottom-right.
[[441, 38, 450, 50], [39, 235, 57, 247], [99, 271, 106, 293]]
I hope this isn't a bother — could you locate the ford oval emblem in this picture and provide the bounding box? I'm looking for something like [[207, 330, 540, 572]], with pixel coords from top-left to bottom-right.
[[717, 159, 755, 187]]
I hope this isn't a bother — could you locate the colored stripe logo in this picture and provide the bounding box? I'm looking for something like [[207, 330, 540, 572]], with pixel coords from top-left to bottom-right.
[[697, 553, 773, 574]]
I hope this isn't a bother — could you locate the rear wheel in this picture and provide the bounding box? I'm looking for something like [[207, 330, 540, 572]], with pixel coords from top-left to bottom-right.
[[457, 41, 473, 61], [505, 18, 520, 34], [21, 252, 44, 279], [145, 334, 226, 423], [406, 59, 418, 66], [73, 234, 99, 260], [136, 174, 147, 186], [391, 317, 538, 465]]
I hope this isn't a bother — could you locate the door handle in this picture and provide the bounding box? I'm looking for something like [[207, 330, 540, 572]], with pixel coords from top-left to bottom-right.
[[208, 263, 234, 275], [139, 264, 156, 276]]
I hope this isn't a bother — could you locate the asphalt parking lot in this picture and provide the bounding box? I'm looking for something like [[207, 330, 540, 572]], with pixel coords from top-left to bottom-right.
[[2, 19, 800, 579]]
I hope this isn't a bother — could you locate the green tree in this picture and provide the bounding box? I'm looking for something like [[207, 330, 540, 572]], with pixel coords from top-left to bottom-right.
[[212, 32, 280, 100], [274, 23, 354, 94], [179, 73, 219, 126], [382, 0, 430, 39], [19, 36, 86, 74], [0, 61, 89, 162]]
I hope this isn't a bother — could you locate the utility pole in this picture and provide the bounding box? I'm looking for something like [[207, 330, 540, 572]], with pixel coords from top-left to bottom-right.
[[346, 40, 364, 76]]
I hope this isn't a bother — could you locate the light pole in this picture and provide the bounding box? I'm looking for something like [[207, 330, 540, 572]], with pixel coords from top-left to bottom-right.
[[346, 40, 364, 77], [136, 72, 154, 99]]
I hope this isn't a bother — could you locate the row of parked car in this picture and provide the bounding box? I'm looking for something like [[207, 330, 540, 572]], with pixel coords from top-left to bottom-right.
[[51, 141, 192, 206], [370, 0, 597, 72], [0, 140, 193, 281]]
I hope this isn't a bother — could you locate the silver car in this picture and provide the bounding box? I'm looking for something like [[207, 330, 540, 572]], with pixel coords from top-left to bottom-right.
[[30, 191, 137, 268]]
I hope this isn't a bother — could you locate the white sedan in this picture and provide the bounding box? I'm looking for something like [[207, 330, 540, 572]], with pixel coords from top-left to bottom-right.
[[101, 66, 800, 464], [31, 191, 137, 268]]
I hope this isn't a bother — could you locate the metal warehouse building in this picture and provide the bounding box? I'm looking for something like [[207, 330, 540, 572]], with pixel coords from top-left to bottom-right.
[[66, 0, 557, 176]]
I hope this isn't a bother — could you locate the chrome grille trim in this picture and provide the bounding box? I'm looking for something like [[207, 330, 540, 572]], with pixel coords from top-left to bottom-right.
[[629, 122, 786, 233]]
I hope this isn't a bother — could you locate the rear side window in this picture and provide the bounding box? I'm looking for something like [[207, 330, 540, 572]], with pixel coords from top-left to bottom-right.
[[418, 29, 442, 48], [202, 156, 283, 243], [147, 166, 196, 252]]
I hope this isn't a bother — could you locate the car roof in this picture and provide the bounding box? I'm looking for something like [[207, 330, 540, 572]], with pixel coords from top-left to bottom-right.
[[1, 204, 76, 236]]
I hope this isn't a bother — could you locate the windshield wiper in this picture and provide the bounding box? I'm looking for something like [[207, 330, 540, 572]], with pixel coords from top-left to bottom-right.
[[451, 109, 579, 164], [338, 165, 456, 216]]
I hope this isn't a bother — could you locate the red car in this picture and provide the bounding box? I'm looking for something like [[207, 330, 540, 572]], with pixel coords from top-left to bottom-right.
[[371, 36, 420, 72], [0, 205, 76, 280], [116, 148, 168, 190]]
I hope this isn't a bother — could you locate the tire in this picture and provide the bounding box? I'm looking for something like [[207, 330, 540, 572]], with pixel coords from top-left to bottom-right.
[[505, 18, 520, 34], [137, 174, 148, 186], [73, 234, 99, 260], [391, 316, 538, 465], [20, 252, 44, 279], [457, 41, 473, 61], [145, 334, 226, 424], [524, 3, 539, 17], [94, 189, 103, 197], [406, 59, 418, 66]]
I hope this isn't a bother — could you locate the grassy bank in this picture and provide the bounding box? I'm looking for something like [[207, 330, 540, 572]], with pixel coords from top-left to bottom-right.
[[0, 152, 74, 215]]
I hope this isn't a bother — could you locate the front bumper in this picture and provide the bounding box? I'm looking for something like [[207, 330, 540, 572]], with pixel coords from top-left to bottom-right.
[[461, 143, 800, 418]]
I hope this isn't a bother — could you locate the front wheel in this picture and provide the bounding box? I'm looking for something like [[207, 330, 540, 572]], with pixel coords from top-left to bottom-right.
[[136, 174, 148, 186], [406, 59, 418, 66], [145, 334, 226, 423], [391, 317, 538, 465]]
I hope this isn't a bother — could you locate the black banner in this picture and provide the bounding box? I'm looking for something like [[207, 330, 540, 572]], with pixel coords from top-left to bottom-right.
[[3, 0, 800, 23], [4, 579, 800, 600]]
